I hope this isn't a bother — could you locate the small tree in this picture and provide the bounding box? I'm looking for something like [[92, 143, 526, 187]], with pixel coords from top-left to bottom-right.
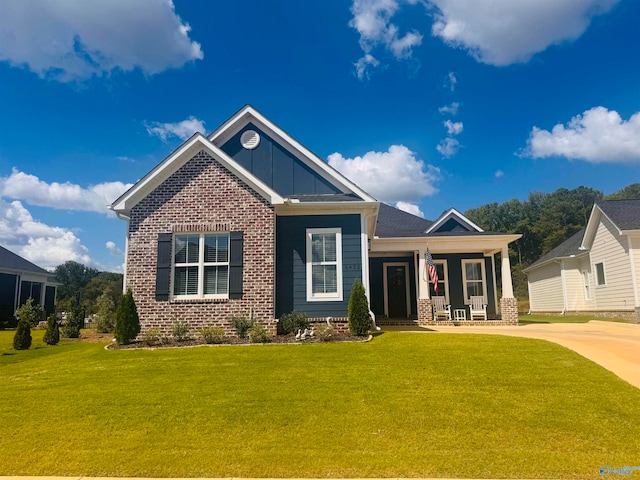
[[348, 278, 371, 336], [15, 297, 43, 328], [94, 293, 116, 333], [62, 304, 83, 338], [43, 314, 60, 346], [13, 317, 32, 350], [114, 289, 140, 345]]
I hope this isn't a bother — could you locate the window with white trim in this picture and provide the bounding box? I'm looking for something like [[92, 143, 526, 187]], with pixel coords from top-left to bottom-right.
[[306, 228, 343, 301], [428, 260, 449, 303], [462, 259, 486, 303], [583, 271, 591, 300], [595, 262, 606, 287], [173, 233, 229, 298]]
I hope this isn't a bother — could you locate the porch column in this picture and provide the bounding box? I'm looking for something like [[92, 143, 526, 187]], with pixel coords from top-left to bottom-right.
[[500, 245, 518, 325], [417, 249, 433, 326]]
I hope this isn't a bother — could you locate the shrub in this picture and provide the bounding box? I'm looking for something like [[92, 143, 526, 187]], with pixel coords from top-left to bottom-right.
[[43, 314, 60, 346], [143, 328, 162, 346], [13, 317, 32, 350], [231, 316, 254, 338], [172, 318, 190, 341], [15, 297, 43, 328], [62, 304, 83, 338], [114, 289, 140, 345], [277, 311, 310, 335], [94, 293, 116, 333], [200, 326, 226, 344], [315, 323, 336, 341], [348, 278, 371, 336], [248, 323, 270, 343]]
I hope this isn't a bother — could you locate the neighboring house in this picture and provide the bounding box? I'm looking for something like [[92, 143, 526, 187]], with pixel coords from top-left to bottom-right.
[[110, 106, 521, 334], [524, 199, 640, 322], [0, 246, 58, 326]]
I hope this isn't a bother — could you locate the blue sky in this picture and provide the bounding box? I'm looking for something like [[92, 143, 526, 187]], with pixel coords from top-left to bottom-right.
[[0, 0, 639, 272]]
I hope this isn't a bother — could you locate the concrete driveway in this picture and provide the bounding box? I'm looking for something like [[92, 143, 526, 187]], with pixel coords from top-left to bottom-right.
[[421, 321, 640, 389]]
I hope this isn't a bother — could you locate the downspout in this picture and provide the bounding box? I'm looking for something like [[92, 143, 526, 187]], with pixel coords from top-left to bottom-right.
[[557, 259, 568, 315], [627, 236, 639, 313]]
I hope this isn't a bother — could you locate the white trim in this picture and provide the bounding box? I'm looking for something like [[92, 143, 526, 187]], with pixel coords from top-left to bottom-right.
[[360, 213, 373, 304], [306, 228, 343, 302], [490, 252, 499, 312], [382, 262, 411, 318], [559, 260, 568, 313], [428, 259, 450, 304], [628, 236, 640, 307], [425, 208, 484, 234], [594, 260, 607, 287], [461, 259, 487, 304], [582, 269, 592, 301]]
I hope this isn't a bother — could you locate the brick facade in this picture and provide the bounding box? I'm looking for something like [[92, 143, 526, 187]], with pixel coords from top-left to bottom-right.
[[500, 297, 519, 325], [417, 298, 433, 326], [126, 150, 276, 337]]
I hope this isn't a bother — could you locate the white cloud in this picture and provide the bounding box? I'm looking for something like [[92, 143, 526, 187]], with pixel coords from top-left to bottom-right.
[[430, 0, 619, 66], [523, 107, 640, 163], [354, 54, 381, 81], [438, 102, 460, 116], [349, 0, 423, 78], [444, 120, 463, 136], [396, 201, 424, 218], [436, 137, 460, 158], [495, 170, 504, 178], [146, 116, 206, 141], [445, 71, 457, 92], [106, 241, 124, 258], [0, 199, 94, 269], [0, 169, 131, 213], [0, 0, 203, 82], [328, 145, 439, 203]]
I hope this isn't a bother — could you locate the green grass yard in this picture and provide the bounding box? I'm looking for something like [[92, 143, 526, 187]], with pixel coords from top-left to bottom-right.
[[1, 329, 639, 478]]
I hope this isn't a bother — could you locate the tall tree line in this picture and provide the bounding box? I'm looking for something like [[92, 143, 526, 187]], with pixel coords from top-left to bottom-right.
[[464, 183, 640, 298]]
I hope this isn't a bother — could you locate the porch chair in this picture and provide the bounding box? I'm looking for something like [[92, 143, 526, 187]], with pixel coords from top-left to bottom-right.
[[432, 296, 452, 321], [469, 296, 487, 321]]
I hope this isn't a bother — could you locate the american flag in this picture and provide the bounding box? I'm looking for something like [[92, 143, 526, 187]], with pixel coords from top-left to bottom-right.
[[426, 247, 438, 292]]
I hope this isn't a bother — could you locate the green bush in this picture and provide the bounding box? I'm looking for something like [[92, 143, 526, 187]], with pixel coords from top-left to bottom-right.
[[277, 311, 310, 335], [172, 318, 190, 341], [15, 297, 43, 328], [94, 293, 116, 333], [200, 326, 226, 344], [62, 305, 83, 338], [348, 278, 371, 336], [13, 317, 32, 350], [230, 316, 255, 338], [43, 314, 60, 346], [114, 289, 140, 345], [315, 323, 336, 341], [143, 328, 162, 346], [248, 323, 270, 343]]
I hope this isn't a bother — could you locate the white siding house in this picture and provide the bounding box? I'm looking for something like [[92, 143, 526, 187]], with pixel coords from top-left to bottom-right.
[[524, 200, 640, 322]]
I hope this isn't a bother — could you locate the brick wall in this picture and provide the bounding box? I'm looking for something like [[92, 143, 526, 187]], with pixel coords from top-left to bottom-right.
[[500, 297, 519, 325], [126, 150, 276, 336], [417, 298, 433, 326]]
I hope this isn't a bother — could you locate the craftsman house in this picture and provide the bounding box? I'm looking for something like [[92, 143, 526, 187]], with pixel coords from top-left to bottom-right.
[[110, 106, 521, 334], [0, 246, 58, 327], [524, 199, 640, 322]]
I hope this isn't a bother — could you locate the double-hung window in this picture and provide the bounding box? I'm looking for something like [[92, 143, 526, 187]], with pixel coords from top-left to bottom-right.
[[173, 233, 229, 298], [462, 259, 486, 303], [594, 262, 606, 287], [306, 228, 343, 301]]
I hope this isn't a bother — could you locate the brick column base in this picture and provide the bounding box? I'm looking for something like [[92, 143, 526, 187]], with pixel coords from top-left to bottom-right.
[[500, 297, 519, 325], [418, 298, 433, 326]]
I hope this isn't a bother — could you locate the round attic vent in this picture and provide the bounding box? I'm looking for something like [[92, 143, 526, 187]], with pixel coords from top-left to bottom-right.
[[240, 130, 260, 150]]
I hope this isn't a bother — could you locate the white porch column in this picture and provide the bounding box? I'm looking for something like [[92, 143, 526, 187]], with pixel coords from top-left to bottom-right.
[[418, 249, 430, 299], [501, 246, 514, 298]]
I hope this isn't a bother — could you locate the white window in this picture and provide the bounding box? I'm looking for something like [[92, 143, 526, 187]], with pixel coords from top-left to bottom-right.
[[462, 259, 486, 303], [306, 228, 343, 301], [594, 262, 606, 287], [428, 260, 449, 303], [583, 271, 591, 300], [173, 233, 229, 298]]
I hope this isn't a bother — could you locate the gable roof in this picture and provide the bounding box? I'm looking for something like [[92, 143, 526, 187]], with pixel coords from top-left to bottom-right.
[[425, 208, 484, 234], [597, 199, 640, 231], [375, 203, 434, 238], [523, 228, 587, 272], [0, 246, 50, 275]]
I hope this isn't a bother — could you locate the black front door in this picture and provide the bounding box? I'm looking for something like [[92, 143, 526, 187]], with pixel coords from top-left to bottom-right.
[[387, 265, 408, 318]]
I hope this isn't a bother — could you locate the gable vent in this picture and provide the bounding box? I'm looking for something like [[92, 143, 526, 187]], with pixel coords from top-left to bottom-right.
[[240, 130, 260, 150]]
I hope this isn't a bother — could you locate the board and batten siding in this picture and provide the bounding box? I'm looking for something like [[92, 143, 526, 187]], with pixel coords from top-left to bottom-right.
[[590, 214, 635, 310], [275, 214, 362, 318], [527, 262, 564, 312]]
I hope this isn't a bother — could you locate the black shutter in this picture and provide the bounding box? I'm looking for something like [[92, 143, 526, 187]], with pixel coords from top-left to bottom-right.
[[229, 231, 243, 299], [156, 233, 172, 301]]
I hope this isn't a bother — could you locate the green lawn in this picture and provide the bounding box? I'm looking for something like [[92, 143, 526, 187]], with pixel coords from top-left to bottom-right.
[[1, 329, 639, 478], [519, 314, 632, 324]]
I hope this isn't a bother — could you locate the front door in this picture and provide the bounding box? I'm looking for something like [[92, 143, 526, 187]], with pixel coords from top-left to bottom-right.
[[384, 263, 409, 318]]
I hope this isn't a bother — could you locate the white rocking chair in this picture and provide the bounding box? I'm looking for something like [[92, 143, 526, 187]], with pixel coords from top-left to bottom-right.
[[432, 296, 452, 321], [469, 296, 487, 321]]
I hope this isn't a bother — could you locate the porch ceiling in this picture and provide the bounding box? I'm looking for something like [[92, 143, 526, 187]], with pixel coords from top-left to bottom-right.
[[370, 234, 521, 256]]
